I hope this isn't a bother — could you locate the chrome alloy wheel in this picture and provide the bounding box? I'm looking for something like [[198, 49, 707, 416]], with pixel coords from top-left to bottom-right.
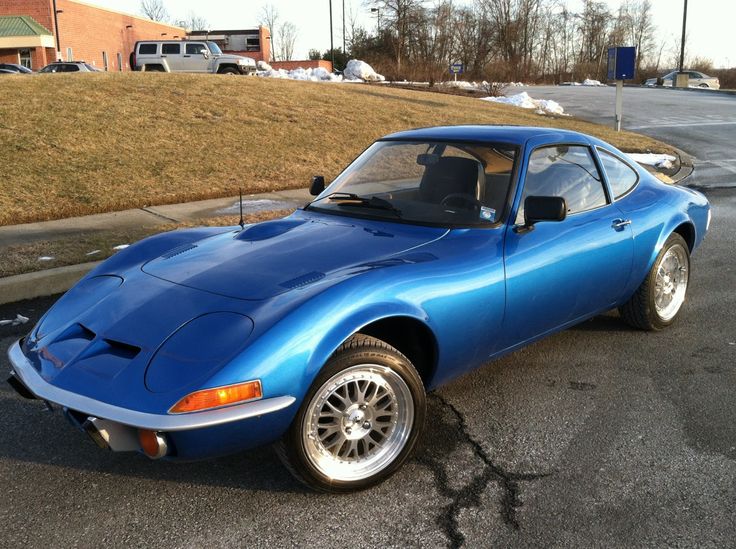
[[654, 243, 689, 321], [302, 364, 414, 482]]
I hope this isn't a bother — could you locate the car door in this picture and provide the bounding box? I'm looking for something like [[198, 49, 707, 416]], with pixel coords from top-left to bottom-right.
[[183, 43, 211, 72], [161, 43, 182, 71], [499, 142, 633, 350]]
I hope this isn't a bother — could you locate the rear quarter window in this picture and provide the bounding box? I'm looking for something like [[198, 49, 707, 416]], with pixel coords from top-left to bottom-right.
[[138, 44, 157, 55], [598, 149, 639, 199]]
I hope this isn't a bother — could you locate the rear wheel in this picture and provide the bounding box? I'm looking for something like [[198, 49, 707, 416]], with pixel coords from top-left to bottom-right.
[[275, 334, 426, 492], [619, 233, 690, 330]]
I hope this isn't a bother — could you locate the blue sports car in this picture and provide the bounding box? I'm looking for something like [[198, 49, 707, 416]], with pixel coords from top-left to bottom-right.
[[7, 126, 710, 492]]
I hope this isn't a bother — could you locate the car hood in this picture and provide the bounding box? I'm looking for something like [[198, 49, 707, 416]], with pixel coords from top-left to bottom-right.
[[217, 54, 254, 64], [141, 212, 448, 300]]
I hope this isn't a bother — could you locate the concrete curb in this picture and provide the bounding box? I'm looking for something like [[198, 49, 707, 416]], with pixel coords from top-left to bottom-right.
[[0, 261, 100, 306]]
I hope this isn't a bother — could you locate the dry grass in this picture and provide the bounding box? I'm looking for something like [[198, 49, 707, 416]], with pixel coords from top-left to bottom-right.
[[0, 73, 672, 226], [0, 209, 292, 278]]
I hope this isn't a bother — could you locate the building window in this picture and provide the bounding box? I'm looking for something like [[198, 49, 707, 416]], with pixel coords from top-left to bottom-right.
[[102, 51, 108, 71], [117, 52, 123, 71], [66, 47, 73, 61], [19, 49, 31, 68], [246, 38, 260, 52]]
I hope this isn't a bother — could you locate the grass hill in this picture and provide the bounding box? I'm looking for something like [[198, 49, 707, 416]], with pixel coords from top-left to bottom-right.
[[0, 73, 670, 226]]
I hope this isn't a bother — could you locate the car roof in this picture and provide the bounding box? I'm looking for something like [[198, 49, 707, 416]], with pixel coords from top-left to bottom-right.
[[381, 125, 592, 146]]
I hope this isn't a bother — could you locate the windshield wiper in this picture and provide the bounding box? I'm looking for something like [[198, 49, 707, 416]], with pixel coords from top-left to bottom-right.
[[310, 192, 402, 217]]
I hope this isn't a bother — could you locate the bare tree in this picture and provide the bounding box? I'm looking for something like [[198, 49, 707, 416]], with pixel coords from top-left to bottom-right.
[[140, 0, 168, 22], [624, 0, 656, 73], [277, 22, 298, 61], [183, 12, 208, 32], [259, 3, 280, 61]]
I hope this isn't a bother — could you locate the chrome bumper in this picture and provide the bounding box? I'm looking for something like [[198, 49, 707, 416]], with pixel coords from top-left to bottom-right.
[[7, 340, 295, 432]]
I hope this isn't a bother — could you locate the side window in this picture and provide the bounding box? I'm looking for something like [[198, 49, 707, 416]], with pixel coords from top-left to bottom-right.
[[138, 44, 157, 55], [598, 149, 639, 199], [186, 43, 207, 55], [517, 145, 606, 223], [65, 64, 80, 72], [162, 43, 180, 55]]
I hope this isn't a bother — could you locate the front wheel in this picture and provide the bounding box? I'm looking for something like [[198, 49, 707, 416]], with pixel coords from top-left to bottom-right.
[[275, 334, 426, 492], [218, 67, 239, 75], [619, 233, 690, 330]]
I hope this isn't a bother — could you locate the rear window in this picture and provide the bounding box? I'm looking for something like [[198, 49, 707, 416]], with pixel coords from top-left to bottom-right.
[[162, 43, 180, 54], [598, 149, 639, 199], [138, 43, 157, 55]]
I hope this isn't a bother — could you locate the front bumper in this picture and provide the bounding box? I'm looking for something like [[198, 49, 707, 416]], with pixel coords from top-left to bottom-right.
[[239, 64, 256, 74], [7, 339, 295, 432]]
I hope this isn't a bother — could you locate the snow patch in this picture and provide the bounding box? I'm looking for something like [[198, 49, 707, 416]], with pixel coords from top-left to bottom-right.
[[113, 244, 129, 251], [582, 78, 604, 86], [480, 91, 566, 115], [217, 199, 295, 215], [37, 256, 54, 261], [0, 314, 29, 327], [628, 153, 677, 169]]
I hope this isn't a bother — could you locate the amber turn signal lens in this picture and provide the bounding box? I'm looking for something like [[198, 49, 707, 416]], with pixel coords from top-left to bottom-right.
[[169, 380, 263, 414]]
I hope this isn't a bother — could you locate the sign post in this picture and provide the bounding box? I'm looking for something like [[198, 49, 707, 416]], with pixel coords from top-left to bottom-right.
[[449, 62, 463, 82], [607, 47, 636, 131]]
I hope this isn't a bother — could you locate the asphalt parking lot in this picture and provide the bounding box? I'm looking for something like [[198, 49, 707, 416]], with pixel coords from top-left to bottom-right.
[[526, 85, 736, 190], [1, 188, 734, 547]]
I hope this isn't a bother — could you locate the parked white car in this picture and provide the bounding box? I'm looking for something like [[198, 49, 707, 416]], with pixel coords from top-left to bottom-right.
[[645, 70, 720, 89], [131, 40, 256, 75]]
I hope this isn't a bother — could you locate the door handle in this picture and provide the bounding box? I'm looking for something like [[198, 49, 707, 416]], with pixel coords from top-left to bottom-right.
[[612, 219, 632, 230]]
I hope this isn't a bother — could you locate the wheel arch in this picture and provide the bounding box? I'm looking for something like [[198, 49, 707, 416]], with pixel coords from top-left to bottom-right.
[[356, 316, 438, 389]]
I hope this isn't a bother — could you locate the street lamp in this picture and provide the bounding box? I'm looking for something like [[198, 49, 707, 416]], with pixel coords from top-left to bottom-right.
[[329, 0, 335, 70], [371, 7, 380, 32]]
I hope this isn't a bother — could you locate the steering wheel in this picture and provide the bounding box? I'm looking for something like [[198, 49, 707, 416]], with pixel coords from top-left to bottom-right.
[[440, 193, 482, 213]]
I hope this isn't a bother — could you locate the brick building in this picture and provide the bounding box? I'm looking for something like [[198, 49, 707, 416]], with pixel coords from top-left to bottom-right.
[[189, 27, 271, 63], [0, 0, 183, 70]]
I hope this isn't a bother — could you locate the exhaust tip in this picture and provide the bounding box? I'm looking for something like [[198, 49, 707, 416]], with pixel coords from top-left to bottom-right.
[[138, 429, 168, 459]]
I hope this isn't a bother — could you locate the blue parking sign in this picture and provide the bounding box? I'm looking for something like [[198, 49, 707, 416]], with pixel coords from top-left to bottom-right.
[[449, 63, 463, 75]]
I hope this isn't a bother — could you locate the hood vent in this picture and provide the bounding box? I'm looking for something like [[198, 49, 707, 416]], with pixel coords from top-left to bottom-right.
[[279, 271, 326, 289], [161, 243, 198, 260]]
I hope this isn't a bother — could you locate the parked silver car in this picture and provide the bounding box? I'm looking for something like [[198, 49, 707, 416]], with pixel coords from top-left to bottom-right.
[[645, 70, 720, 89], [0, 63, 33, 74], [131, 40, 256, 75], [38, 62, 101, 73]]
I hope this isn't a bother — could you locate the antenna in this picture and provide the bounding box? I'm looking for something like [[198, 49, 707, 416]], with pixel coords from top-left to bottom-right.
[[238, 188, 245, 229]]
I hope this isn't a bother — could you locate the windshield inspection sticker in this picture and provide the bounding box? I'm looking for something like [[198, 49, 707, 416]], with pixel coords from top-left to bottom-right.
[[480, 207, 496, 222]]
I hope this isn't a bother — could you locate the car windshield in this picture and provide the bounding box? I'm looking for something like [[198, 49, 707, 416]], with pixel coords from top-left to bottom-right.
[[308, 140, 517, 227], [207, 42, 223, 55]]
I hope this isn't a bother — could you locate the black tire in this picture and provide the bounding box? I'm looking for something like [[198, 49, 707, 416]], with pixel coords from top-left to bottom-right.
[[144, 65, 165, 72], [275, 334, 426, 493], [218, 67, 238, 75], [619, 233, 690, 331]]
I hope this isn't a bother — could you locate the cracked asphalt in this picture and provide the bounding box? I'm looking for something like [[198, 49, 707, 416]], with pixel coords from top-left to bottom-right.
[[1, 190, 734, 547]]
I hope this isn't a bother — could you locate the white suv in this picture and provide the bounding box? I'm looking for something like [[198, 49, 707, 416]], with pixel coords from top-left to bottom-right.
[[131, 40, 256, 75]]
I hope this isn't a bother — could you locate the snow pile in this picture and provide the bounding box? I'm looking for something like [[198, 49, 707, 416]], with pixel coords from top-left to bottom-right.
[[480, 91, 566, 115], [257, 60, 272, 71], [259, 66, 341, 82], [628, 153, 677, 169], [441, 80, 524, 90], [582, 78, 604, 86], [343, 59, 385, 82]]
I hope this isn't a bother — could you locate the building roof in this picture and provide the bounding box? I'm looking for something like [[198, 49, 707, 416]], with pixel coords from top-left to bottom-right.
[[0, 15, 52, 37]]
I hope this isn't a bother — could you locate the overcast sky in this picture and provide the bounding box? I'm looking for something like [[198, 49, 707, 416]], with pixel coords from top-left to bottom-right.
[[89, 0, 734, 68]]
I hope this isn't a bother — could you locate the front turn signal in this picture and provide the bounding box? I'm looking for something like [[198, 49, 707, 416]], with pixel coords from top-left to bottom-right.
[[169, 380, 263, 414]]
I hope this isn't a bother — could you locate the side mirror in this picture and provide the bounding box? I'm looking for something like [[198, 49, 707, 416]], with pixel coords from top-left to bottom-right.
[[310, 175, 325, 196], [518, 196, 566, 233], [202, 50, 210, 59]]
